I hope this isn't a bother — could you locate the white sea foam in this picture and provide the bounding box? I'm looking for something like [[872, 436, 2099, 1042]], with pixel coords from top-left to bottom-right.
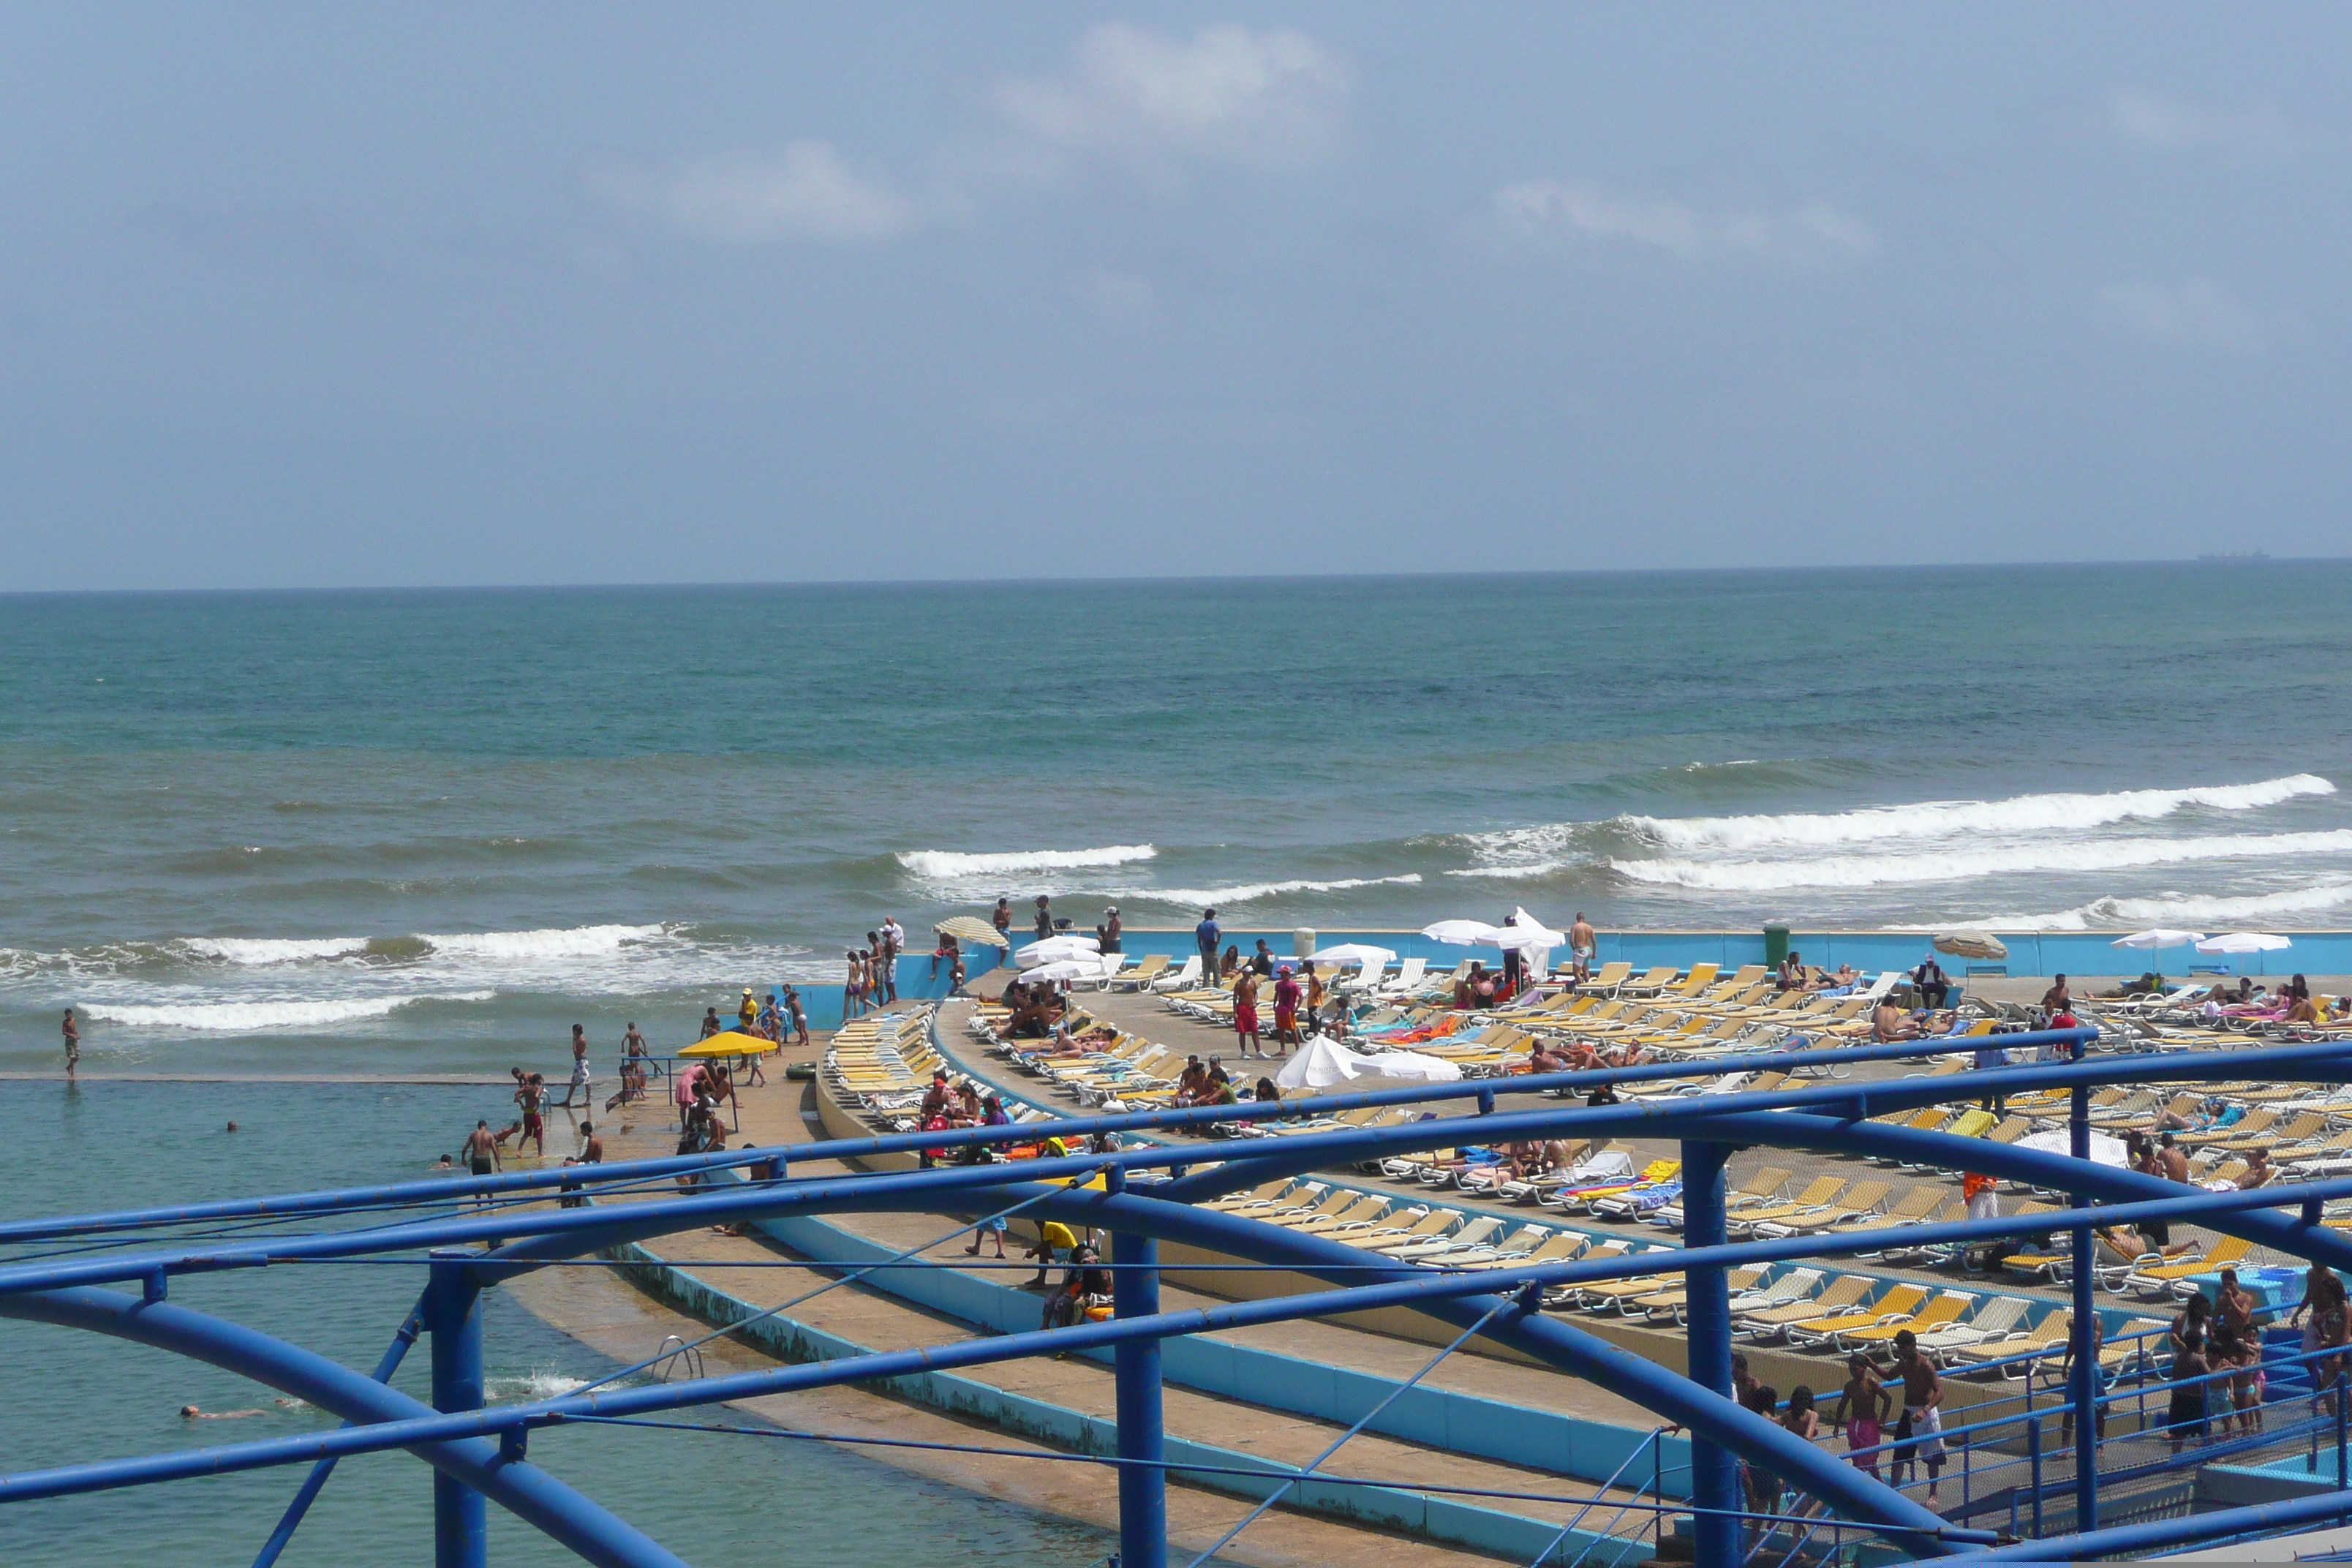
[[1949, 880, 2352, 932], [1622, 773, 2335, 853], [1610, 830, 2352, 892], [486, 1371, 592, 1403], [1134, 874, 1423, 905], [898, 845, 1157, 878], [416, 924, 665, 959], [1444, 862, 1567, 881], [181, 936, 372, 965], [83, 991, 496, 1032]]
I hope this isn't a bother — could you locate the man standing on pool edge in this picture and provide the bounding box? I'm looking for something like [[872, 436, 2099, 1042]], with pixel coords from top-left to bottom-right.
[[1196, 908, 1220, 984]]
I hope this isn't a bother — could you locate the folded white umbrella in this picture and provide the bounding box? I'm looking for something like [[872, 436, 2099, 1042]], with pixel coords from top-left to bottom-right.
[[1421, 919, 1503, 945], [1017, 934, 1101, 967], [2018, 1128, 2127, 1169], [2111, 930, 2206, 950], [1308, 943, 1397, 968], [1273, 1036, 1463, 1093], [2196, 932, 2292, 954], [1019, 959, 1098, 984]]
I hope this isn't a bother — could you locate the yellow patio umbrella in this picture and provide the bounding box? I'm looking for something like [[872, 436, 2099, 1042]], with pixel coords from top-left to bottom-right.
[[677, 1030, 780, 1060], [935, 916, 1009, 949]]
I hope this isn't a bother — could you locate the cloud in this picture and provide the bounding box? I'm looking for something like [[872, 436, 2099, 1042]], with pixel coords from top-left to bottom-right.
[[1493, 181, 1880, 264], [2108, 88, 2295, 156], [2093, 279, 2269, 351], [590, 141, 922, 244], [990, 23, 1349, 176]]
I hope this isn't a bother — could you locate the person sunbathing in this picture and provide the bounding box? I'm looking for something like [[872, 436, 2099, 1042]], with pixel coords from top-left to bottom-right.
[[2101, 1224, 2195, 1259], [1872, 1001, 1923, 1042], [1526, 1039, 1574, 1074]]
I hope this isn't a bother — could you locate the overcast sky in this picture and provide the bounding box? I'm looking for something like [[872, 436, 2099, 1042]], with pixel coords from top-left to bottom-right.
[[2, 4, 2345, 588]]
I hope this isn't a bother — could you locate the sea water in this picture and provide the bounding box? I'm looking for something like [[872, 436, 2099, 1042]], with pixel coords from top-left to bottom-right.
[[0, 1080, 1117, 1567], [4, 565, 2349, 1074]]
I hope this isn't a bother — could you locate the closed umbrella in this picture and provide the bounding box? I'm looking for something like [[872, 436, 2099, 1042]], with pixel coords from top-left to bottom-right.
[[2196, 932, 2292, 954], [1422, 919, 1503, 945], [1308, 943, 1398, 969], [1933, 931, 2009, 962], [2019, 1128, 2127, 1169], [935, 916, 1009, 949], [1017, 934, 1100, 967], [1273, 1036, 1463, 1093], [2111, 930, 2204, 951]]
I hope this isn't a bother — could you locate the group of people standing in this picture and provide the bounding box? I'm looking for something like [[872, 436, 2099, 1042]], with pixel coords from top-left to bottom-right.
[[845, 917, 906, 1019]]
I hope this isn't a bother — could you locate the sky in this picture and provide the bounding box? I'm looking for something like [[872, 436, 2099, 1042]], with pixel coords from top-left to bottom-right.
[[1, 4, 2345, 588]]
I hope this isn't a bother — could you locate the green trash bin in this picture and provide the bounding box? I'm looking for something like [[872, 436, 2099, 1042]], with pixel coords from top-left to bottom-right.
[[1763, 924, 1790, 968]]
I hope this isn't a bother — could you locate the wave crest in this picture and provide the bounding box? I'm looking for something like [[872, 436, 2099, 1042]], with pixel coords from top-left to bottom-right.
[[1133, 874, 1423, 905], [1609, 829, 2352, 892], [898, 845, 1157, 878], [82, 991, 495, 1032], [1624, 773, 2334, 853]]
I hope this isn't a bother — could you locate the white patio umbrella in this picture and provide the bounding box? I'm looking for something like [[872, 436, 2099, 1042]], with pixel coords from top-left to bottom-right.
[[2196, 932, 2293, 955], [2112, 930, 2206, 950], [1308, 943, 1398, 969], [1016, 934, 1100, 968], [1491, 911, 1567, 950], [1421, 919, 1503, 945], [1018, 959, 1098, 984]]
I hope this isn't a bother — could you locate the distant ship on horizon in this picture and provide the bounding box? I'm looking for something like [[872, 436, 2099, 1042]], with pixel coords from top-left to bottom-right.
[[2197, 549, 2269, 562]]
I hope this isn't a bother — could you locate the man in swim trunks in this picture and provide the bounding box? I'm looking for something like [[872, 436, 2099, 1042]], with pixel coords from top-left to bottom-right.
[[464, 1119, 502, 1183], [1232, 968, 1263, 1058], [784, 986, 810, 1046], [1888, 1331, 1946, 1499], [554, 1024, 593, 1107], [61, 1008, 79, 1079], [1272, 965, 1301, 1053], [1569, 914, 1596, 984]]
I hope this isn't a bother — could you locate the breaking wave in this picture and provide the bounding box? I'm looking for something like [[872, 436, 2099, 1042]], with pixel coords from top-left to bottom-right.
[[81, 991, 495, 1032], [1610, 830, 2352, 892], [1622, 773, 2334, 853], [180, 936, 373, 965], [1958, 880, 2352, 932], [1132, 874, 1424, 905], [898, 845, 1158, 879]]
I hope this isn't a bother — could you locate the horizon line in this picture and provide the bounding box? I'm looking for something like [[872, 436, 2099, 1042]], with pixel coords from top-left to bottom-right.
[[1, 554, 2341, 600]]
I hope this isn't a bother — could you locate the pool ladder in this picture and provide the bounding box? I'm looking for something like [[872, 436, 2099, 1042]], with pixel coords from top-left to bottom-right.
[[649, 1335, 706, 1382]]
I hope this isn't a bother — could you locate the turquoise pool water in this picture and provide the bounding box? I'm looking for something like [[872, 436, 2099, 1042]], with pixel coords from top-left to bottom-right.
[[0, 1079, 1115, 1567]]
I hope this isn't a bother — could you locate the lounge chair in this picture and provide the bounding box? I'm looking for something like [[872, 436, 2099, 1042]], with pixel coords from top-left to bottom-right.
[[1783, 1284, 1931, 1347]]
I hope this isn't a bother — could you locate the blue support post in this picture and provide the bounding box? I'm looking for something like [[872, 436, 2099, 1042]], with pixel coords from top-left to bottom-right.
[[2068, 1041, 2097, 1536], [1109, 1175, 1166, 1568], [426, 1254, 489, 1568], [1681, 1138, 1738, 1568]]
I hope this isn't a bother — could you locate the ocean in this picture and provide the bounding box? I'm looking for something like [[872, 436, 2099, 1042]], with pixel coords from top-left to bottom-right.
[[4, 565, 2349, 1074]]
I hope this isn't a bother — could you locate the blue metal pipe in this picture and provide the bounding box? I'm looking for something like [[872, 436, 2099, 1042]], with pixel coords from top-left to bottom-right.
[[0, 1028, 2105, 1251], [0, 1285, 687, 1568], [1678, 1139, 1738, 1568], [426, 1256, 488, 1568], [0, 1190, 1961, 1553], [1110, 1175, 1167, 1568], [2067, 1039, 2097, 1536]]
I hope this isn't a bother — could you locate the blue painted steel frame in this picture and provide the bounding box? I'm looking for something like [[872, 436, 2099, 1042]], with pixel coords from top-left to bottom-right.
[[12, 1023, 2352, 1565]]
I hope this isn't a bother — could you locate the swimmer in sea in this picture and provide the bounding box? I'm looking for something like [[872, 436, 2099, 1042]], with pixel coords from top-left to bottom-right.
[[181, 1399, 301, 1419]]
